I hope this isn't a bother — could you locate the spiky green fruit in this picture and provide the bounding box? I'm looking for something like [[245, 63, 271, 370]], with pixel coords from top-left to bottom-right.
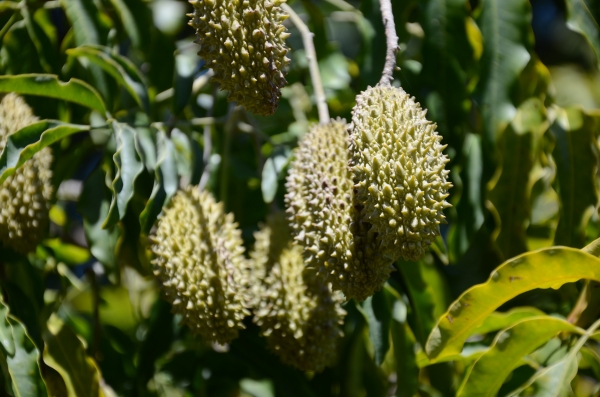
[[285, 120, 394, 301], [189, 0, 290, 116], [349, 86, 452, 261], [0, 94, 53, 254], [150, 187, 250, 344], [250, 216, 345, 372]]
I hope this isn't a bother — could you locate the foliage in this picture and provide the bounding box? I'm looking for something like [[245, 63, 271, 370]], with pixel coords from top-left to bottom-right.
[[0, 0, 600, 396]]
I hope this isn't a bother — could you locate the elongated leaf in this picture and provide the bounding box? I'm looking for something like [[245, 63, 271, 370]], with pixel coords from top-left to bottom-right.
[[0, 74, 105, 113], [359, 290, 392, 366], [398, 259, 451, 346], [67, 45, 149, 112], [508, 354, 578, 396], [551, 107, 599, 248], [470, 307, 545, 336], [59, 0, 107, 45], [79, 166, 120, 268], [488, 99, 547, 260], [449, 133, 485, 261], [421, 0, 474, 146], [104, 123, 145, 229], [458, 316, 583, 396], [0, 299, 44, 397], [564, 0, 600, 66], [107, 0, 142, 47], [475, 0, 532, 165], [43, 314, 101, 397], [0, 120, 90, 185], [390, 298, 418, 397], [425, 247, 600, 362], [21, 5, 59, 73], [139, 130, 179, 234]]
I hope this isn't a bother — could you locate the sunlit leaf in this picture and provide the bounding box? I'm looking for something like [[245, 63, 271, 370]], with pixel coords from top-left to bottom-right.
[[359, 289, 392, 366], [0, 74, 106, 113], [458, 316, 582, 396], [470, 307, 545, 336], [0, 120, 90, 185], [507, 353, 578, 396], [43, 314, 102, 397], [425, 247, 600, 362]]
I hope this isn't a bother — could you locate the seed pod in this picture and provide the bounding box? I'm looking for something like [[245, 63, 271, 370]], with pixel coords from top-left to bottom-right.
[[285, 120, 394, 301], [189, 0, 291, 116], [150, 187, 250, 344], [250, 215, 345, 372], [349, 86, 452, 261], [0, 94, 53, 254]]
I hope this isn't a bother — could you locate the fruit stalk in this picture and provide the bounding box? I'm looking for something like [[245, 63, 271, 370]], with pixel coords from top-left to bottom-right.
[[378, 0, 399, 86], [281, 3, 329, 123]]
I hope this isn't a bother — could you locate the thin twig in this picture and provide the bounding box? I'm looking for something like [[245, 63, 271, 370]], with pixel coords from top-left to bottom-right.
[[281, 3, 329, 124], [199, 83, 218, 191], [378, 0, 399, 86]]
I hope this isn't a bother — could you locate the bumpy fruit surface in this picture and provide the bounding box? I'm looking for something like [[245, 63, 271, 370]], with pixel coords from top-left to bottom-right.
[[285, 120, 394, 301], [250, 215, 345, 372], [189, 0, 290, 116], [150, 187, 250, 344], [349, 86, 452, 261], [0, 94, 53, 254]]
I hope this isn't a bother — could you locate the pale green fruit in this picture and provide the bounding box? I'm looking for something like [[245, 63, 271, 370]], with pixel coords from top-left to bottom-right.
[[285, 120, 394, 301], [250, 215, 345, 372], [189, 0, 291, 115], [0, 94, 53, 254], [349, 85, 452, 261], [150, 187, 250, 344]]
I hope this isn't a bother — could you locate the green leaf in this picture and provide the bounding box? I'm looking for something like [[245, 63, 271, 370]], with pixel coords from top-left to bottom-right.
[[390, 298, 418, 397], [59, 0, 107, 46], [42, 239, 91, 266], [397, 259, 451, 346], [0, 299, 45, 397], [551, 106, 599, 248], [470, 307, 546, 336], [67, 45, 150, 113], [458, 316, 583, 397], [21, 5, 59, 74], [0, 120, 90, 185], [475, 0, 533, 165], [488, 98, 547, 260], [107, 0, 142, 47], [425, 247, 600, 362], [43, 314, 101, 397], [103, 123, 145, 229], [79, 166, 120, 268], [139, 130, 178, 234], [261, 147, 290, 204], [359, 289, 392, 366], [564, 0, 600, 67], [507, 354, 578, 397], [421, 0, 474, 145], [170, 128, 193, 180], [0, 74, 106, 113]]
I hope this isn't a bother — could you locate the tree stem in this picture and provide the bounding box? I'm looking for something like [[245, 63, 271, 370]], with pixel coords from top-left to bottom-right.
[[281, 3, 329, 124], [378, 0, 399, 86]]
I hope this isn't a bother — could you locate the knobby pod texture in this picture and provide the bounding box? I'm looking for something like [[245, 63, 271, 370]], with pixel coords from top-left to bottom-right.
[[350, 85, 452, 262], [250, 214, 345, 372], [285, 119, 395, 301], [150, 187, 250, 345], [189, 0, 290, 115], [0, 94, 53, 254]]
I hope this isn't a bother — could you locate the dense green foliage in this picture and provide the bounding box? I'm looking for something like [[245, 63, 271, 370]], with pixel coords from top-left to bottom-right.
[[1, 0, 600, 396]]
